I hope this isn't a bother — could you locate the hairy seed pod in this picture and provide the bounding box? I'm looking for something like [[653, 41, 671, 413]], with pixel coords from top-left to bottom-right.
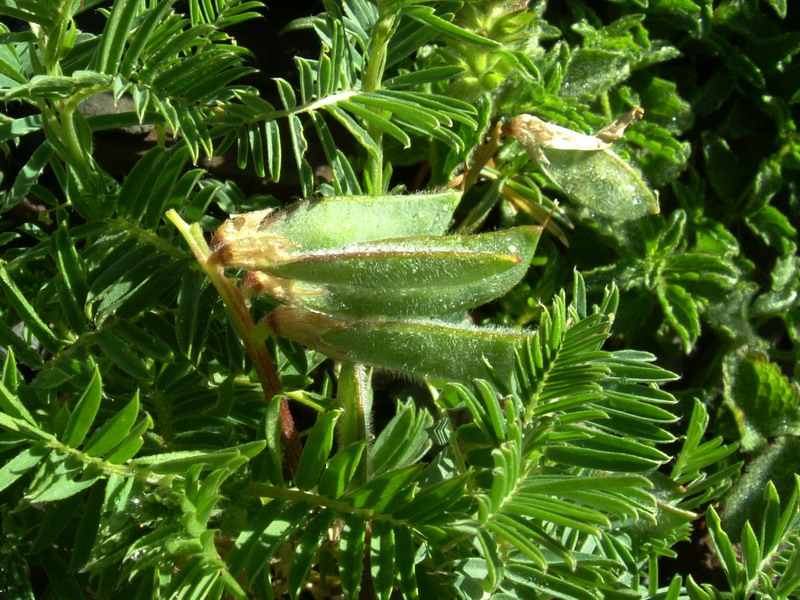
[[536, 148, 659, 220], [267, 307, 535, 383], [211, 190, 461, 269], [247, 226, 542, 316], [504, 109, 659, 220]]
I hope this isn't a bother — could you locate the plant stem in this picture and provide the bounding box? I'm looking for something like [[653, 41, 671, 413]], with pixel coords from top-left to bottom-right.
[[361, 7, 396, 193], [165, 210, 301, 466], [246, 482, 406, 526], [55, 106, 93, 184], [337, 362, 373, 485]]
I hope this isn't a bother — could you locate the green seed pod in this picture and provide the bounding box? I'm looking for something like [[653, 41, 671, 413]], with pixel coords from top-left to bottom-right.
[[538, 148, 659, 220], [267, 307, 534, 383], [504, 111, 659, 221], [249, 226, 542, 316], [212, 190, 460, 268]]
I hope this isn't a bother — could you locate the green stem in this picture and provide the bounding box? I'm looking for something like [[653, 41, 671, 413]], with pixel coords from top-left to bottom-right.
[[165, 210, 301, 466], [55, 106, 93, 183], [45, 435, 178, 489], [337, 362, 373, 485], [49, 79, 113, 188], [361, 8, 397, 193], [257, 90, 359, 123], [41, 4, 70, 74], [245, 482, 407, 526]]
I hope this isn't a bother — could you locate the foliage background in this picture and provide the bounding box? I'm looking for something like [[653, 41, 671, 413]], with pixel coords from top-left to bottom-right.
[[1, 0, 799, 598]]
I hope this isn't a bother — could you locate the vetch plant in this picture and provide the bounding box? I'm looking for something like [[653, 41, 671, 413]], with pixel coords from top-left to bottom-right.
[[168, 190, 543, 383], [1, 1, 799, 599], [169, 189, 545, 383]]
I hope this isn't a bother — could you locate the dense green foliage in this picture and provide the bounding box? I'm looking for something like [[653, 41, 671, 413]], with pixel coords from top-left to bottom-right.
[[1, 0, 799, 598]]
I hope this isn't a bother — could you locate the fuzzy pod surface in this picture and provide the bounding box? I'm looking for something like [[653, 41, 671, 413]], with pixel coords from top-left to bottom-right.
[[252, 226, 542, 316], [267, 307, 534, 383]]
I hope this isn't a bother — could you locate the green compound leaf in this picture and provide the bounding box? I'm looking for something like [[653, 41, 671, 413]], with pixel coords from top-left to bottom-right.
[[82, 392, 140, 457], [130, 442, 264, 474], [394, 525, 419, 600], [706, 506, 742, 586], [287, 508, 337, 600], [543, 444, 665, 472], [384, 65, 465, 88], [658, 283, 701, 353], [295, 409, 340, 491], [176, 272, 216, 360], [93, 0, 142, 75], [25, 454, 101, 503], [723, 353, 800, 448], [52, 226, 89, 333], [345, 465, 422, 512], [0, 441, 49, 493], [2, 349, 19, 392], [0, 261, 62, 354], [317, 440, 367, 499], [95, 328, 151, 380], [0, 411, 52, 440], [371, 519, 395, 600], [0, 377, 36, 425], [505, 563, 598, 600], [339, 515, 367, 600], [402, 6, 501, 48], [370, 401, 432, 477], [30, 493, 84, 554], [662, 253, 739, 301], [62, 368, 103, 448], [268, 308, 534, 383], [104, 414, 153, 464], [339, 99, 413, 149], [391, 472, 471, 522], [6, 141, 53, 213], [68, 482, 106, 572]]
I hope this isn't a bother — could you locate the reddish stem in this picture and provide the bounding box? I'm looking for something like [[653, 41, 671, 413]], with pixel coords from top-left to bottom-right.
[[166, 211, 302, 468]]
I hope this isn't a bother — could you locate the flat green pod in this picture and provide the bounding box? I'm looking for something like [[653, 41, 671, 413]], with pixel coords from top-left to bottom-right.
[[212, 191, 461, 268], [504, 110, 659, 221], [268, 227, 540, 286], [249, 227, 542, 316], [540, 147, 659, 220], [267, 307, 534, 383]]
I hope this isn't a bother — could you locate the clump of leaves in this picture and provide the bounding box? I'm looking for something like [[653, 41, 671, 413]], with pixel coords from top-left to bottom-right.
[[1, 1, 799, 599]]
